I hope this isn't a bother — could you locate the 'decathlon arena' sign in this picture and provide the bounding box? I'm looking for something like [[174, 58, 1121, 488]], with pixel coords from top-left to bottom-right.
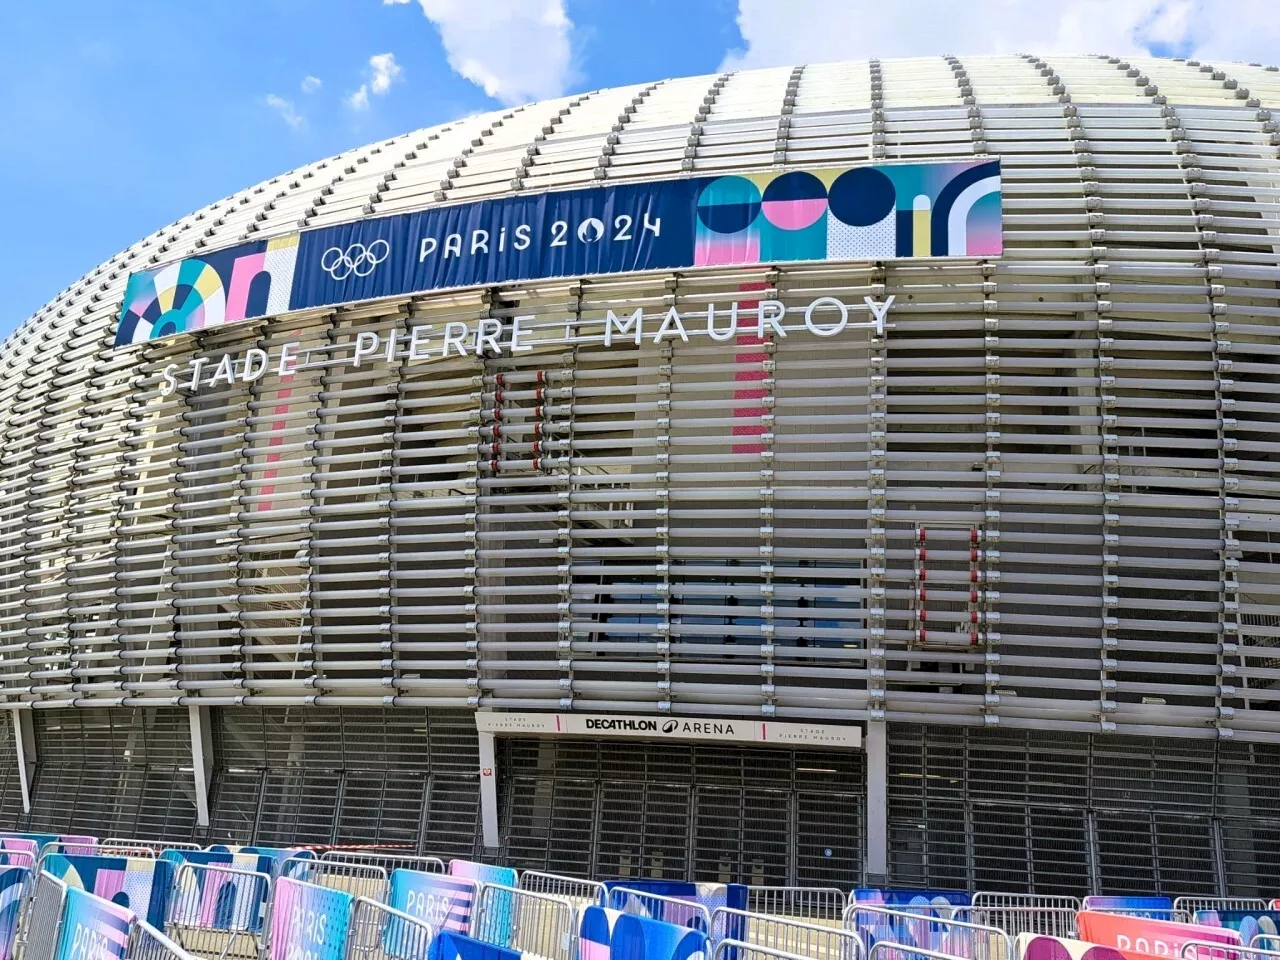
[[475, 711, 861, 748], [115, 159, 1002, 348]]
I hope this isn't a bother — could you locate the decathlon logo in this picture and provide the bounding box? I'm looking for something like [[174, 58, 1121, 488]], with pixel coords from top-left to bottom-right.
[[321, 239, 390, 280], [661, 720, 679, 733]]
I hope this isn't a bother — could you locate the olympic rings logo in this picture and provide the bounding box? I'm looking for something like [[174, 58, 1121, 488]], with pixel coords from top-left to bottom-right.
[[319, 239, 390, 280]]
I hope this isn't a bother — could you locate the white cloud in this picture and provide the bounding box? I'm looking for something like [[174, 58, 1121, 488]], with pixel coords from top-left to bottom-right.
[[369, 52, 403, 94], [346, 85, 371, 111], [264, 94, 303, 130], [394, 0, 574, 106], [345, 52, 403, 111], [301, 75, 322, 94], [722, 0, 1280, 72]]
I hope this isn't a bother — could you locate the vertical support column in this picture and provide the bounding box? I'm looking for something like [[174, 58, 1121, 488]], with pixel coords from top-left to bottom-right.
[[189, 704, 214, 828], [13, 711, 36, 816], [478, 730, 500, 851], [865, 720, 888, 886]]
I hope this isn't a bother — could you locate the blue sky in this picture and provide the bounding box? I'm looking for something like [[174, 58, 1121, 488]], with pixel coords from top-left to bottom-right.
[[0, 0, 741, 334], [0, 0, 1269, 338]]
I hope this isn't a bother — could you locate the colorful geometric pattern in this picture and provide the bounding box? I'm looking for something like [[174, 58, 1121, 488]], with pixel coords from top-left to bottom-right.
[[694, 160, 1001, 266], [1016, 935, 1128, 960], [115, 235, 299, 347], [115, 161, 1000, 349], [41, 854, 173, 928], [53, 888, 134, 960], [1195, 910, 1280, 944], [268, 877, 352, 960], [426, 930, 521, 960], [579, 906, 707, 960], [389, 869, 476, 935], [0, 868, 28, 960]]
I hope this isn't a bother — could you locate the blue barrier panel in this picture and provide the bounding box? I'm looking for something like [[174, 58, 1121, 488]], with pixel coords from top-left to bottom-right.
[[580, 905, 707, 960], [388, 869, 477, 935], [268, 877, 352, 960], [1080, 897, 1174, 921], [1193, 910, 1280, 944], [42, 854, 172, 928], [427, 931, 519, 960], [53, 887, 133, 960], [0, 866, 28, 960]]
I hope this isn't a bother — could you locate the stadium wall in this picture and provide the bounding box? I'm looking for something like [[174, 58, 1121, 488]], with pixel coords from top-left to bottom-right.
[[5, 54, 1280, 894]]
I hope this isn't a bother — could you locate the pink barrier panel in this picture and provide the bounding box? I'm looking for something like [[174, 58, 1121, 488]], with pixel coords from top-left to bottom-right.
[[1077, 912, 1240, 960]]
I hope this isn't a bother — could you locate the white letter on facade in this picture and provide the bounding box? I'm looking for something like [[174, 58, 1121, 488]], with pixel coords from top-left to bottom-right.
[[605, 308, 644, 347]]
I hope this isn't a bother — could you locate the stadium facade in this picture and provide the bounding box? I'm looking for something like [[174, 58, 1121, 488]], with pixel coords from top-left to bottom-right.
[[3, 53, 1280, 897]]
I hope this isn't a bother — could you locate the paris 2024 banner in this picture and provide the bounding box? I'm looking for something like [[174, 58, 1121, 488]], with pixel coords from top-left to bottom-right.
[[114, 159, 1001, 347]]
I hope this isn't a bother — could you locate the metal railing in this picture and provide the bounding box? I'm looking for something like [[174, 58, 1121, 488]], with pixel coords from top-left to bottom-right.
[[471, 883, 575, 960], [108, 838, 203, 854], [19, 872, 69, 960], [129, 919, 201, 960], [280, 858, 389, 903], [713, 941, 814, 960], [844, 905, 1013, 960], [517, 871, 605, 909], [959, 896, 1081, 940], [1181, 943, 1280, 960], [712, 907, 864, 960], [867, 944, 972, 960], [1256, 938, 1280, 952], [747, 887, 849, 924], [165, 863, 271, 960], [606, 887, 713, 932], [1174, 897, 1271, 917], [320, 851, 445, 877], [344, 897, 436, 960]]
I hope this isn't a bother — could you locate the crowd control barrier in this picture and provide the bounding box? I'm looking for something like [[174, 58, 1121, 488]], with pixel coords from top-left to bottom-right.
[[1080, 897, 1176, 921], [713, 941, 814, 960], [264, 876, 354, 960], [517, 872, 605, 911], [129, 919, 199, 960], [960, 896, 1082, 940], [1014, 934, 1125, 960], [108, 839, 201, 854], [606, 887, 713, 933], [386, 869, 477, 935], [711, 906, 864, 960], [16, 871, 67, 960], [867, 943, 970, 960], [0, 866, 29, 960], [40, 853, 174, 928], [471, 884, 575, 960], [1181, 943, 1280, 960], [165, 862, 272, 960], [1177, 898, 1270, 917], [580, 905, 709, 960], [0, 841, 37, 872], [321, 852, 446, 878], [281, 858, 389, 904], [747, 888, 848, 925], [844, 904, 1013, 960], [348, 896, 436, 960]]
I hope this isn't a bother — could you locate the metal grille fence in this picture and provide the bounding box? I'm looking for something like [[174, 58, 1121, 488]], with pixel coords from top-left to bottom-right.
[[517, 871, 605, 909], [129, 920, 200, 960], [868, 945, 970, 960], [109, 838, 202, 853], [345, 897, 436, 960], [747, 888, 848, 924], [607, 887, 713, 932], [712, 907, 864, 960], [165, 863, 271, 960], [471, 884, 575, 960]]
